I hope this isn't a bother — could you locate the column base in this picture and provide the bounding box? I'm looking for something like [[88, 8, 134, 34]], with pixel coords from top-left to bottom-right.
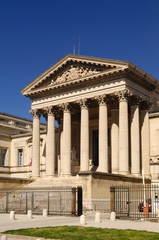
[[112, 171, 119, 174], [119, 171, 129, 175], [61, 173, 71, 177], [97, 167, 108, 173], [46, 175, 55, 178], [32, 175, 40, 179], [132, 173, 140, 177]]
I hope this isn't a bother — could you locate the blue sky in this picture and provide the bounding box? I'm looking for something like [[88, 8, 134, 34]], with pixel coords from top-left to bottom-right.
[[0, 0, 159, 121]]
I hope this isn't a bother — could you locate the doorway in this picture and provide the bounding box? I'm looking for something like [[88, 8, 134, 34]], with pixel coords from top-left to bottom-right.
[[92, 129, 99, 166]]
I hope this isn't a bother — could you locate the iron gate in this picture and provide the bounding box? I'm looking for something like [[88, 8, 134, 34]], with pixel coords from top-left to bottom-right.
[[0, 187, 82, 216], [110, 185, 159, 219]]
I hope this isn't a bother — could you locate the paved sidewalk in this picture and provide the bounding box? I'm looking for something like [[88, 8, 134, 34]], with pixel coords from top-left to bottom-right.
[[0, 213, 159, 239]]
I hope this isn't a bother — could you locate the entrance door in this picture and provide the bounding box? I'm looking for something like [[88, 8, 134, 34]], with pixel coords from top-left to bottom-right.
[[92, 129, 99, 166]]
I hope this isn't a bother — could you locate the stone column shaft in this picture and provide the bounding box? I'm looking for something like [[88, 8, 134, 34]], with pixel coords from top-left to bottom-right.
[[32, 110, 40, 178], [98, 102, 108, 172], [119, 99, 129, 174], [62, 106, 71, 176], [131, 105, 140, 176], [111, 109, 119, 173], [80, 103, 89, 171], [46, 111, 55, 177], [141, 110, 150, 176]]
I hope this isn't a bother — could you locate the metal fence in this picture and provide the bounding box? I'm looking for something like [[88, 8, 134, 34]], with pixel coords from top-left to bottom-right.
[[0, 187, 82, 216], [110, 185, 159, 219]]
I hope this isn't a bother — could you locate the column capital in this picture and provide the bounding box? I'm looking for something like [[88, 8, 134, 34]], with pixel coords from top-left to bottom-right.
[[95, 94, 110, 106], [77, 99, 89, 109], [60, 103, 71, 112], [140, 100, 152, 111], [43, 106, 55, 116], [29, 109, 41, 118], [115, 89, 132, 102], [129, 95, 143, 107]]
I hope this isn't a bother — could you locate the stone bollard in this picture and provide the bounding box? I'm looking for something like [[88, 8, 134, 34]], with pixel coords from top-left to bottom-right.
[[43, 209, 48, 217], [1, 235, 7, 240], [80, 214, 86, 225], [110, 211, 116, 221], [9, 211, 15, 220], [27, 210, 32, 219], [95, 211, 101, 223]]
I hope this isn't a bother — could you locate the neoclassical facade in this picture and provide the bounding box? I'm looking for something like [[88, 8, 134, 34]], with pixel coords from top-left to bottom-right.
[[1, 54, 159, 211], [21, 55, 158, 179]]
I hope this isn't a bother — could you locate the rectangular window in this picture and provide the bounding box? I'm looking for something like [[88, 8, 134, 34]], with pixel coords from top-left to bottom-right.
[[0, 149, 7, 166], [18, 149, 23, 166]]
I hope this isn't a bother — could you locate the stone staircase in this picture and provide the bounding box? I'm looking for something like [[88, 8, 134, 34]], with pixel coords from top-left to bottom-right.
[[23, 175, 80, 189]]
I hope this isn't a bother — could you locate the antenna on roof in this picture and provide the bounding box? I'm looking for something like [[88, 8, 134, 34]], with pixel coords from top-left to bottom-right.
[[78, 35, 80, 55], [73, 44, 75, 55]]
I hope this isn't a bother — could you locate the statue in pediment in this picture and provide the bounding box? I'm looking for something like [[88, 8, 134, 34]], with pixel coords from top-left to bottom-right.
[[50, 65, 100, 85]]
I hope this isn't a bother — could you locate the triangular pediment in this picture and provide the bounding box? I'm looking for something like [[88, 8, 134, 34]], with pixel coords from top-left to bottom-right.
[[21, 54, 157, 97]]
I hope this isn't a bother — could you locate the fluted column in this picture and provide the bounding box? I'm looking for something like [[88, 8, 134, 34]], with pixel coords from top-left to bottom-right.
[[130, 103, 140, 176], [97, 95, 108, 172], [45, 106, 55, 177], [61, 103, 71, 176], [80, 99, 89, 172], [111, 108, 119, 174], [116, 89, 131, 175], [30, 109, 41, 178], [141, 101, 151, 177]]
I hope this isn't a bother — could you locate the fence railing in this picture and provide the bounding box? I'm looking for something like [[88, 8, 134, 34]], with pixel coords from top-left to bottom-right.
[[0, 187, 82, 216], [110, 185, 159, 219]]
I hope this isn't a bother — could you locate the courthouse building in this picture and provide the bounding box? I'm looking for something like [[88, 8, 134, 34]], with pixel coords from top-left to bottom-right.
[[1, 54, 159, 210]]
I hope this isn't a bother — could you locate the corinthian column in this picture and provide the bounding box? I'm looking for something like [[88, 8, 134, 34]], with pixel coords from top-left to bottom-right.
[[116, 89, 131, 175], [111, 107, 119, 174], [130, 99, 140, 176], [97, 95, 108, 172], [140, 101, 151, 177], [61, 103, 71, 176], [45, 106, 55, 177], [79, 99, 89, 172], [30, 109, 41, 178]]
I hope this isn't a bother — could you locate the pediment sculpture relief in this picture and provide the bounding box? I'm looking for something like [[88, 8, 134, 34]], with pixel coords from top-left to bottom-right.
[[50, 65, 101, 85]]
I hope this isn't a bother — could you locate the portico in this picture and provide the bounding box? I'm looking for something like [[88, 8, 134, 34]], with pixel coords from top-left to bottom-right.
[[20, 54, 157, 210], [28, 91, 151, 179]]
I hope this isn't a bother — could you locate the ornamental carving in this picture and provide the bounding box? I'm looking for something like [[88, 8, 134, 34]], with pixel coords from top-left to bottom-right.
[[140, 100, 152, 110], [29, 109, 41, 118], [77, 99, 89, 109], [50, 65, 100, 85], [43, 106, 55, 116], [115, 89, 132, 102], [60, 102, 71, 112], [129, 95, 143, 106]]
